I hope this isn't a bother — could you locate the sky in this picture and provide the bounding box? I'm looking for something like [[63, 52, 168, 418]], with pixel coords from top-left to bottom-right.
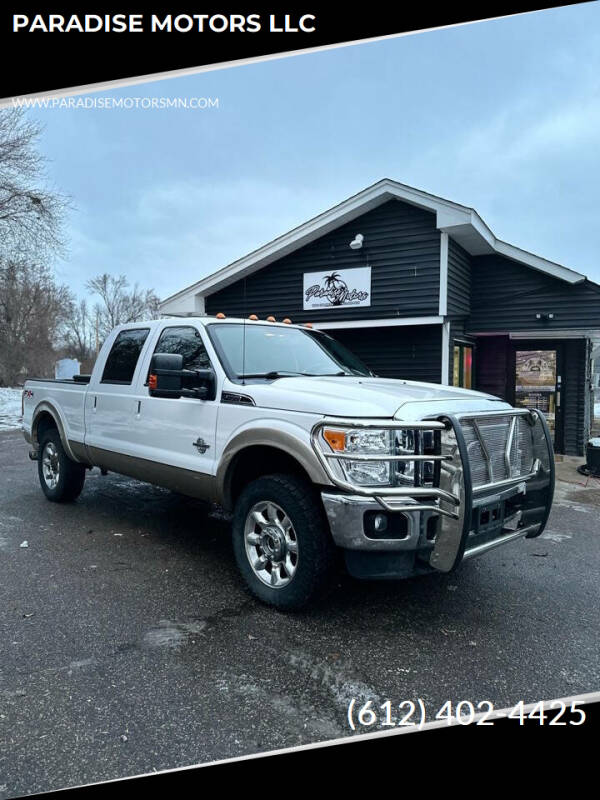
[[30, 3, 600, 303]]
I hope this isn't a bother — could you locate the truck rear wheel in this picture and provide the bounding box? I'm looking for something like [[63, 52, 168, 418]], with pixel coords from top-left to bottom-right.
[[38, 428, 86, 503], [232, 474, 336, 610]]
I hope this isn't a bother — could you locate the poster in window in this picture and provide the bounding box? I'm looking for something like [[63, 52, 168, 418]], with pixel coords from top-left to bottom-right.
[[514, 350, 557, 441]]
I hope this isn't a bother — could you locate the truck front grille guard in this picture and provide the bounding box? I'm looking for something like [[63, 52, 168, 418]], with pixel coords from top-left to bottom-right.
[[311, 409, 554, 573], [455, 408, 546, 493]]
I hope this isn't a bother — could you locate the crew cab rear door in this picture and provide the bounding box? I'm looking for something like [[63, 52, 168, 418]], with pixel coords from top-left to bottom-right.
[[84, 325, 152, 460]]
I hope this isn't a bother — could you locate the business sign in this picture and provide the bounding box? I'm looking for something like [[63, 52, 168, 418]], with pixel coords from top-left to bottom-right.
[[303, 267, 371, 310]]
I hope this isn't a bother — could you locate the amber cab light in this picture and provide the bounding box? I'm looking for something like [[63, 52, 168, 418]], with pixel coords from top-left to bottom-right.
[[249, 314, 258, 320], [216, 312, 226, 319]]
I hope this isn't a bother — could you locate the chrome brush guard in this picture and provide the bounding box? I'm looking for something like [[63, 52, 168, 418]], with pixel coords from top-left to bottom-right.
[[311, 408, 555, 573]]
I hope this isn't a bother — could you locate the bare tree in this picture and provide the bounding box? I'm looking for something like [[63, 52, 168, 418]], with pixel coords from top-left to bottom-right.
[[0, 259, 71, 386], [61, 296, 95, 364], [0, 108, 68, 260], [87, 273, 160, 342]]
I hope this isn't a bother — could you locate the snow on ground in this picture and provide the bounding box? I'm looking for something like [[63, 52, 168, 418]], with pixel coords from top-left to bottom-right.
[[0, 388, 22, 431]]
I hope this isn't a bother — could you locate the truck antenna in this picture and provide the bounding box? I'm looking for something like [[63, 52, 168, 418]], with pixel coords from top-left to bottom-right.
[[242, 276, 247, 386]]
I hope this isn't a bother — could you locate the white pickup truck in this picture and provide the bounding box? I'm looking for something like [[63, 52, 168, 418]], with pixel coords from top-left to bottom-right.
[[22, 316, 555, 609]]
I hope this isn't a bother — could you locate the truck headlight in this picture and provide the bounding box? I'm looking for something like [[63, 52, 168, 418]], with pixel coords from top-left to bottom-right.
[[322, 427, 394, 486], [319, 426, 440, 489]]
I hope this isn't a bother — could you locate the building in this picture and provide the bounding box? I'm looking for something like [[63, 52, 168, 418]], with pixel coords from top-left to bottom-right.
[[160, 179, 600, 456], [55, 358, 81, 380]]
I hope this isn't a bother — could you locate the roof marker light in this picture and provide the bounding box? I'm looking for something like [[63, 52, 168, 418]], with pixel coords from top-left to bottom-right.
[[249, 314, 258, 320], [283, 318, 292, 324], [216, 312, 226, 319], [266, 316, 276, 322]]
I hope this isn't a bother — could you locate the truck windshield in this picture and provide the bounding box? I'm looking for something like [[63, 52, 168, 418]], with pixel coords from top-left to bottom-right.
[[208, 323, 374, 380]]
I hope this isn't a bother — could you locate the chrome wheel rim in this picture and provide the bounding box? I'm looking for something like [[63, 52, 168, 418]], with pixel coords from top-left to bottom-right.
[[42, 442, 60, 489], [244, 501, 298, 588]]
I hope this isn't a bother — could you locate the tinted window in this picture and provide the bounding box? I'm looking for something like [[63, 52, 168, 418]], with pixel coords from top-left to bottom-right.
[[152, 326, 211, 371], [101, 329, 150, 384]]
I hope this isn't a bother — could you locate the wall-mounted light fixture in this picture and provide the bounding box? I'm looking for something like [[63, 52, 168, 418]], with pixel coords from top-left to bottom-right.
[[535, 312, 555, 321], [349, 233, 364, 250]]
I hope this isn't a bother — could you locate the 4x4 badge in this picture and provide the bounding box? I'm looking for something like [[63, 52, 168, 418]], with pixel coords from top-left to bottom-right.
[[193, 437, 210, 454]]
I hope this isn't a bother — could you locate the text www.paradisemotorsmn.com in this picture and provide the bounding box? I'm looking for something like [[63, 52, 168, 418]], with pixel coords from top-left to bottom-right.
[[11, 96, 220, 110]]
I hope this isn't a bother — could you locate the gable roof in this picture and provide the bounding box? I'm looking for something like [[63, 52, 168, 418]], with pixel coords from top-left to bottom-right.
[[160, 178, 587, 312]]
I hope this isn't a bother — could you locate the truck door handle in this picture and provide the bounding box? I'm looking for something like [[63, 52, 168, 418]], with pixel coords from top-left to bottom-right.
[[93, 396, 97, 412], [136, 400, 141, 418]]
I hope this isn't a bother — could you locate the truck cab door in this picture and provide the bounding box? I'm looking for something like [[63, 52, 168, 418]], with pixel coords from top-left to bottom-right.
[[126, 324, 220, 484]]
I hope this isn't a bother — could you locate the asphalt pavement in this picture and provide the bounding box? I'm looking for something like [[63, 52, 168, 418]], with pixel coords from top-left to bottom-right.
[[0, 429, 599, 796]]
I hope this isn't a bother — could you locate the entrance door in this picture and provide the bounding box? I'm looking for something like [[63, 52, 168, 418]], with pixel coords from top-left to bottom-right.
[[513, 346, 563, 451]]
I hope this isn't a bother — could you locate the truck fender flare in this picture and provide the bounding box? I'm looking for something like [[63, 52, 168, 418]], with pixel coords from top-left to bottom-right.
[[31, 401, 80, 463], [217, 422, 332, 508]]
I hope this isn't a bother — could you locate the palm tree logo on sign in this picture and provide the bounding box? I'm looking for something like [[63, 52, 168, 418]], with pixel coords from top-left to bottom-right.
[[322, 272, 348, 305]]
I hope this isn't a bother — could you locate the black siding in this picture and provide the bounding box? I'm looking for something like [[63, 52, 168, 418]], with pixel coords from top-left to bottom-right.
[[447, 238, 471, 317], [330, 325, 442, 384], [562, 339, 588, 456], [206, 199, 440, 323], [475, 336, 510, 401], [468, 255, 600, 332]]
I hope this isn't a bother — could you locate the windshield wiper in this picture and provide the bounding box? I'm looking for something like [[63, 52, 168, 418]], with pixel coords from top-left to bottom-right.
[[238, 370, 371, 379], [238, 370, 317, 379]]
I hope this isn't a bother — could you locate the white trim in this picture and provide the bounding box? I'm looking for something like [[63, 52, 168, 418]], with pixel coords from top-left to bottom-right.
[[508, 330, 595, 340], [441, 320, 450, 385], [473, 329, 597, 340], [439, 231, 448, 316], [194, 294, 206, 315], [160, 178, 588, 314], [494, 240, 582, 284], [312, 316, 443, 331]]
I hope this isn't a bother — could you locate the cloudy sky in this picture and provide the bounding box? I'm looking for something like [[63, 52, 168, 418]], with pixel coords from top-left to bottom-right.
[[33, 3, 600, 302]]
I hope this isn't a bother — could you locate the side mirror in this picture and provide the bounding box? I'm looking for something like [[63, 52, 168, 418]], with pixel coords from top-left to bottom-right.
[[149, 353, 184, 397], [149, 353, 217, 401]]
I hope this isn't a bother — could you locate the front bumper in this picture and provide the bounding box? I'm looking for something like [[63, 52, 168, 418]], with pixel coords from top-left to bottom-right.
[[315, 409, 555, 579]]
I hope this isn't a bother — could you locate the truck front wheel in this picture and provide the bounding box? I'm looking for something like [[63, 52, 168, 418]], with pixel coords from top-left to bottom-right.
[[38, 428, 86, 503], [232, 474, 336, 610]]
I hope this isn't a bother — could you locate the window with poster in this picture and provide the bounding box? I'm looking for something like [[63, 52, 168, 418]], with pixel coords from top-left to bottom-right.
[[514, 349, 559, 445], [452, 342, 473, 389]]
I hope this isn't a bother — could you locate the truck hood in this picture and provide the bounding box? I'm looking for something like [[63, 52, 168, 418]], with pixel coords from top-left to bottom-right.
[[231, 376, 512, 419]]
